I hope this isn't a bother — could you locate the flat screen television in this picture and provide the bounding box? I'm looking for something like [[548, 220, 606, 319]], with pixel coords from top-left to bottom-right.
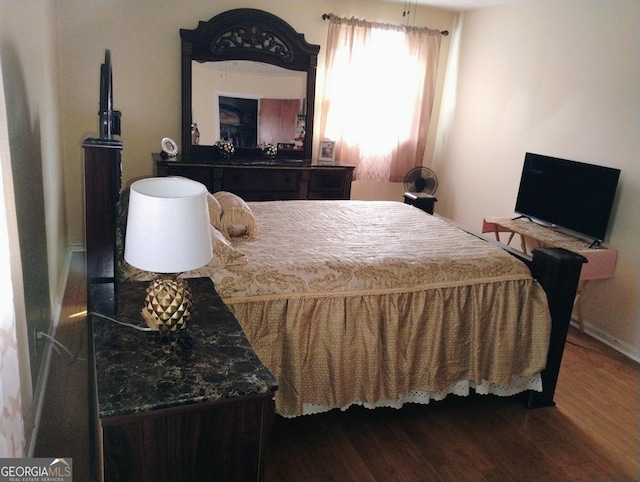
[[514, 153, 621, 244]]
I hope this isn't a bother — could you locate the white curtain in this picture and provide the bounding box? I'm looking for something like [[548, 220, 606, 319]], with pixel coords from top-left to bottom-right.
[[319, 15, 442, 182]]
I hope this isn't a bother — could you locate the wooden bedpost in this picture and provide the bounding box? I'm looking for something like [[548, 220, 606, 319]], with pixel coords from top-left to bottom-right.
[[522, 247, 586, 408]]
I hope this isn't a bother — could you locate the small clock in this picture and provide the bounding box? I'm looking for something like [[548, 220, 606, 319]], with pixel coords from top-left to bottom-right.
[[161, 137, 178, 158]]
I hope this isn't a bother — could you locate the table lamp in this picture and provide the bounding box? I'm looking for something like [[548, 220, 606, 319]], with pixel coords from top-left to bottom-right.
[[124, 177, 212, 334]]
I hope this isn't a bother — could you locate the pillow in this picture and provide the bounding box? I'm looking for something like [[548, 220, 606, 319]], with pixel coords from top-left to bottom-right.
[[214, 191, 259, 240], [206, 192, 223, 232], [207, 225, 248, 267]]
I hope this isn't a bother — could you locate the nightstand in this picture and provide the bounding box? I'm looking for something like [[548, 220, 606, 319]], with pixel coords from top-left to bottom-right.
[[404, 192, 438, 215], [89, 277, 277, 482]]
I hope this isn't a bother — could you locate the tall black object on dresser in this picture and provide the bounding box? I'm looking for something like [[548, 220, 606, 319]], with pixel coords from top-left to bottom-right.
[[83, 138, 122, 283]]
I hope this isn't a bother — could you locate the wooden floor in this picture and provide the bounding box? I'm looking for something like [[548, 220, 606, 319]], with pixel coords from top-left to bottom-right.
[[35, 252, 639, 481], [34, 252, 91, 479]]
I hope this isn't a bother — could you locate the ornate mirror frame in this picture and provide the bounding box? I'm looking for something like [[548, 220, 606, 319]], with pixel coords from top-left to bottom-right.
[[181, 9, 320, 162]]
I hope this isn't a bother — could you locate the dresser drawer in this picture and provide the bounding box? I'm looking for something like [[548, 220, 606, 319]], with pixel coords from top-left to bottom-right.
[[309, 170, 346, 191], [308, 168, 352, 200], [223, 168, 300, 192]]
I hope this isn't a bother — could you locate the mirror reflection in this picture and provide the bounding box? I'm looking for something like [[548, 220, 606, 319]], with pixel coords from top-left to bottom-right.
[[192, 60, 307, 149]]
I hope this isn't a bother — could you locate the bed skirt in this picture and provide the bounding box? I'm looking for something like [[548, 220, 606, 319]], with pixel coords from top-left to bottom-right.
[[227, 281, 550, 417]]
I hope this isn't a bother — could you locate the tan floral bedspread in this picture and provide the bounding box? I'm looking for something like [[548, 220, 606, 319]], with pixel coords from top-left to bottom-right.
[[212, 201, 552, 416], [213, 201, 538, 301]]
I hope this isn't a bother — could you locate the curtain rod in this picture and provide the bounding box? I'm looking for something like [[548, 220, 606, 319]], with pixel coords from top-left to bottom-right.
[[321, 13, 449, 36]]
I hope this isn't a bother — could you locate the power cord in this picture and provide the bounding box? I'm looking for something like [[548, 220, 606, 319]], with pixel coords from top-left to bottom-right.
[[89, 311, 152, 332], [36, 332, 86, 363], [37, 311, 152, 364]]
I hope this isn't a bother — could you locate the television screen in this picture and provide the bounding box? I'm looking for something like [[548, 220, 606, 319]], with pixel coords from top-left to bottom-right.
[[514, 153, 620, 243]]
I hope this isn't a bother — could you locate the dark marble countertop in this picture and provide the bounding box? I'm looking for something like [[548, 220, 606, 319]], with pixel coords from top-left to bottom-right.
[[89, 277, 277, 419]]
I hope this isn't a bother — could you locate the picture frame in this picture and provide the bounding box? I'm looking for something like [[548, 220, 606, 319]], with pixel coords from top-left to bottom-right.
[[161, 137, 178, 158], [318, 140, 336, 164]]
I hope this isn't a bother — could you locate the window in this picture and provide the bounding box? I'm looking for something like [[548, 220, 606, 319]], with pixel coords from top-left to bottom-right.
[[319, 16, 442, 181]]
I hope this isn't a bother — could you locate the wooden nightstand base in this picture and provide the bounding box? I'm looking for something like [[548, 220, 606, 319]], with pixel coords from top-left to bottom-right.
[[403, 192, 437, 215]]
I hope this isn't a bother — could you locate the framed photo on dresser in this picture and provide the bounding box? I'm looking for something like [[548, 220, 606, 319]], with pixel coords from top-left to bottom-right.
[[318, 140, 335, 165]]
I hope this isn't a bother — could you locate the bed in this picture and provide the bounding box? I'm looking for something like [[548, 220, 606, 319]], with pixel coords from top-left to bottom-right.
[[84, 144, 585, 418], [122, 198, 552, 417]]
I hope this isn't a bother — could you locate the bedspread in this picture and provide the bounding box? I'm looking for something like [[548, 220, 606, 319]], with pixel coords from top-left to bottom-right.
[[210, 201, 552, 416], [214, 201, 537, 299]]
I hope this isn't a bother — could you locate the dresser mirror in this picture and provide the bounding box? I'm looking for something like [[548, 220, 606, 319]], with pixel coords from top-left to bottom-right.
[[181, 9, 320, 162], [193, 61, 306, 148]]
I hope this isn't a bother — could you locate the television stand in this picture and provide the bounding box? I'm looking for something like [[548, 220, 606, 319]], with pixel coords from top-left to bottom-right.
[[482, 216, 617, 331]]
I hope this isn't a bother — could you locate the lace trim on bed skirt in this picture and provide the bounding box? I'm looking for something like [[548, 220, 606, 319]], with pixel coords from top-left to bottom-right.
[[290, 374, 542, 418]]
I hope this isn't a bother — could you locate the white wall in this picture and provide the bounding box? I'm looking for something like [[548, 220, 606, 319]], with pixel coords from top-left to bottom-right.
[[435, 1, 639, 358]]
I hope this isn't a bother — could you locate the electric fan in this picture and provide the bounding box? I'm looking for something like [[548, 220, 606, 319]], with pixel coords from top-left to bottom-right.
[[403, 167, 438, 194]]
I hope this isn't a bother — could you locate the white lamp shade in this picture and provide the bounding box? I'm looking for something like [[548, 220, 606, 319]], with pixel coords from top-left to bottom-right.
[[124, 177, 213, 273]]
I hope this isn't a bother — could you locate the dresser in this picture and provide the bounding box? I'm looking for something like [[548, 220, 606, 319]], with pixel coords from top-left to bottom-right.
[[155, 155, 354, 201], [89, 278, 277, 482]]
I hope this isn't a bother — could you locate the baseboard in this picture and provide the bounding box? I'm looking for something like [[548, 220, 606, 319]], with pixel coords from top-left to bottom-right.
[[26, 246, 77, 457], [570, 320, 640, 364]]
